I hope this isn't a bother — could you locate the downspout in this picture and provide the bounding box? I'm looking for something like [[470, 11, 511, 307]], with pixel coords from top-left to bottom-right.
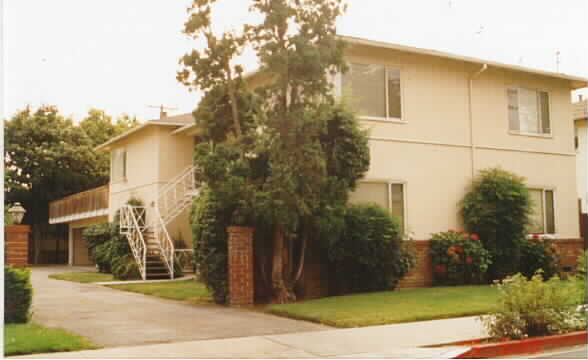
[[468, 64, 488, 178]]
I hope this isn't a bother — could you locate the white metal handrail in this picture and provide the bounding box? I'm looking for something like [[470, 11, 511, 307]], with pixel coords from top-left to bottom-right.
[[153, 206, 175, 279], [157, 166, 197, 225], [120, 205, 147, 280]]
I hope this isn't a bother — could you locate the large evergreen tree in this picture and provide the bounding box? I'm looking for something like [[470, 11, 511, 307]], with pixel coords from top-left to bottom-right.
[[180, 0, 369, 303]]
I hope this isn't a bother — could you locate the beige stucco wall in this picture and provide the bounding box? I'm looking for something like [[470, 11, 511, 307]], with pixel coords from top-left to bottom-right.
[[577, 119, 587, 213], [107, 125, 194, 246], [155, 126, 195, 246], [346, 43, 580, 239]]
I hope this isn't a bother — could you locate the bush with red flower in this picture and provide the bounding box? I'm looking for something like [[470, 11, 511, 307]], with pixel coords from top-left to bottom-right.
[[430, 230, 491, 286]]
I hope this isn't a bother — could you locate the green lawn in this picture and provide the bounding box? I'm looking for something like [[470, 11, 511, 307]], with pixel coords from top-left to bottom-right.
[[4, 323, 99, 356], [49, 272, 114, 283], [267, 285, 501, 327], [108, 280, 212, 304]]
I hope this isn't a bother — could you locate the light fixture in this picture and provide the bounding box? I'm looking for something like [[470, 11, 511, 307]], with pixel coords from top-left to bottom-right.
[[8, 202, 26, 224]]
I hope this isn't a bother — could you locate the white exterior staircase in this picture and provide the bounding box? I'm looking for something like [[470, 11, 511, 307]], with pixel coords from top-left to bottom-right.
[[120, 166, 198, 280]]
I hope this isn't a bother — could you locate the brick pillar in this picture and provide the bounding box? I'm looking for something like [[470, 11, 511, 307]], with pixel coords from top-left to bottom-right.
[[227, 226, 254, 305], [5, 225, 31, 268], [398, 240, 433, 289]]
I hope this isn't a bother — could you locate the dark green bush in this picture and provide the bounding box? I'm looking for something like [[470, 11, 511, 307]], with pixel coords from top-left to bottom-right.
[[430, 230, 492, 286], [4, 265, 32, 323], [192, 187, 231, 304], [519, 237, 560, 280], [461, 168, 532, 281], [83, 223, 113, 272], [327, 203, 414, 294]]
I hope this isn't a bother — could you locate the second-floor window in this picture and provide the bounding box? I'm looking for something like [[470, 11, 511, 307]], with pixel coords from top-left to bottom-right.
[[342, 63, 402, 121], [508, 87, 551, 135], [111, 148, 127, 182]]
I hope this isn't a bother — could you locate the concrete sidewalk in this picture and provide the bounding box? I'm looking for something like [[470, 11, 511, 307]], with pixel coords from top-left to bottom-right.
[[15, 316, 487, 358]]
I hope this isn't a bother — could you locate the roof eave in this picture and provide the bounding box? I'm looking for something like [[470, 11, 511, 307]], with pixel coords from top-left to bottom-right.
[[339, 35, 588, 89], [94, 122, 186, 152]]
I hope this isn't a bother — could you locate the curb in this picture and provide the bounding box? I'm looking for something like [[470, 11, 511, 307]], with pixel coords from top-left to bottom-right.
[[453, 330, 587, 358]]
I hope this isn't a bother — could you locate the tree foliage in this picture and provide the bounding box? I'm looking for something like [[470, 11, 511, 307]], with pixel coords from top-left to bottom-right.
[[4, 105, 138, 263], [181, 0, 369, 303], [4, 106, 103, 227]]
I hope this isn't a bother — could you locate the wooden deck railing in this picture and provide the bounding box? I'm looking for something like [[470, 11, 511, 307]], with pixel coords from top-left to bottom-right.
[[49, 185, 109, 223]]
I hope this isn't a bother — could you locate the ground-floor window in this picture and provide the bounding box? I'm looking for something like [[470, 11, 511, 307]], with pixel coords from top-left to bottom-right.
[[349, 181, 406, 233], [529, 188, 555, 234]]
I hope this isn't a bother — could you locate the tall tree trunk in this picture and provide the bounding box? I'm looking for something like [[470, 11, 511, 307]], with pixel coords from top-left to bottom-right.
[[224, 64, 243, 139], [294, 234, 306, 283], [271, 224, 294, 303]]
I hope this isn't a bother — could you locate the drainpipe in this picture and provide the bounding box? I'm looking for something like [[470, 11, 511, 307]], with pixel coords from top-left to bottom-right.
[[468, 63, 488, 177]]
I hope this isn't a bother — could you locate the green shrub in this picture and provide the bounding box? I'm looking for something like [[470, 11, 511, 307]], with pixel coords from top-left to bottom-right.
[[481, 272, 586, 340], [192, 187, 231, 304], [83, 223, 113, 272], [4, 266, 32, 323], [519, 237, 560, 280], [461, 168, 532, 281], [327, 203, 414, 294], [430, 230, 492, 286]]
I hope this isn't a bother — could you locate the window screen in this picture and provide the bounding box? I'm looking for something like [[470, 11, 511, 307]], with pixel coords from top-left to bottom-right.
[[387, 68, 402, 119], [544, 190, 555, 234], [529, 189, 544, 233], [348, 63, 386, 118], [349, 182, 389, 210], [111, 148, 126, 182], [391, 184, 405, 232]]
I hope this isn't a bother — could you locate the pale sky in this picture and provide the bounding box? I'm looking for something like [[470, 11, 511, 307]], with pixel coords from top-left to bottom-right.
[[2, 0, 587, 123]]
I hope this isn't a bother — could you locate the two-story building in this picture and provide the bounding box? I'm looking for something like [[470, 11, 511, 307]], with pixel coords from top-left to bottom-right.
[[49, 36, 586, 287]]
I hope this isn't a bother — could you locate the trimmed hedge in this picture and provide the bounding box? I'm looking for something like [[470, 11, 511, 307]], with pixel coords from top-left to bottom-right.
[[4, 265, 32, 323], [327, 203, 415, 294]]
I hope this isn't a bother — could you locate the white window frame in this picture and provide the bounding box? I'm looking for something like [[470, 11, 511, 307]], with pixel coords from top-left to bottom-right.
[[528, 187, 557, 235], [340, 63, 406, 124], [111, 148, 127, 183], [354, 179, 409, 235], [507, 87, 553, 138]]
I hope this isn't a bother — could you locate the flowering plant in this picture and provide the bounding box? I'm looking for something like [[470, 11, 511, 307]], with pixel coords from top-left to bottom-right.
[[430, 230, 492, 286]]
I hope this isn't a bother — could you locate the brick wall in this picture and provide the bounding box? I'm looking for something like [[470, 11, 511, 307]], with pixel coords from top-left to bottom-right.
[[227, 226, 254, 306], [398, 240, 433, 289], [553, 238, 584, 271], [5, 225, 31, 268]]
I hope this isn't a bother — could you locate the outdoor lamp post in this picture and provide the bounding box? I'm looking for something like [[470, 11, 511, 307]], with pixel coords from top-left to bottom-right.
[[8, 202, 26, 224]]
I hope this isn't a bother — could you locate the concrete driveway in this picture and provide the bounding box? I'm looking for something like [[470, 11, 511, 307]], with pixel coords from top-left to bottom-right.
[[30, 266, 327, 348]]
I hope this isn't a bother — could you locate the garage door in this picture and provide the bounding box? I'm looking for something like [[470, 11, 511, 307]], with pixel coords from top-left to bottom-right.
[[73, 228, 93, 265]]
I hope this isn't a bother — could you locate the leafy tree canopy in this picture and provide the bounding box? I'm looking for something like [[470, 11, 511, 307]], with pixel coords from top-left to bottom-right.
[[4, 105, 137, 227]]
